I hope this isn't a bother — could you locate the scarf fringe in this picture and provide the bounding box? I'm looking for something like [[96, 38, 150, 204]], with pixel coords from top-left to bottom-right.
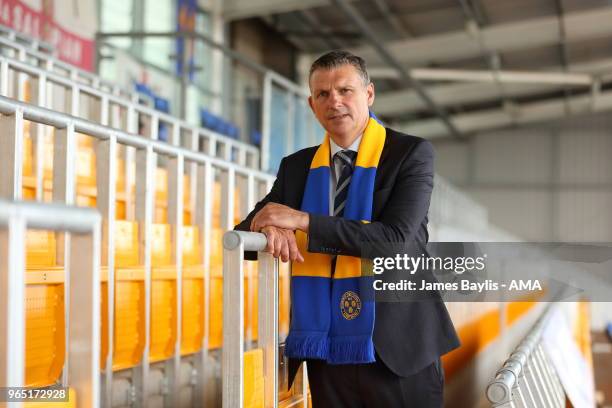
[[327, 336, 376, 364], [285, 333, 329, 360]]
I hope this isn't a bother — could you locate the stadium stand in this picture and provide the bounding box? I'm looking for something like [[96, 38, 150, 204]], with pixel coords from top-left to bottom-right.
[[0, 23, 596, 408]]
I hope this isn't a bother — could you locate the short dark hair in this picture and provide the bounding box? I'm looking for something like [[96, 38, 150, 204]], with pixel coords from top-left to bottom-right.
[[309, 50, 370, 86]]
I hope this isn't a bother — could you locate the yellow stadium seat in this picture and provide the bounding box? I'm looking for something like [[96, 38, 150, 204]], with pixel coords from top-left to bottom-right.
[[244, 349, 264, 408], [182, 226, 201, 266], [101, 268, 146, 371], [209, 227, 225, 349], [151, 223, 173, 267], [25, 230, 56, 268], [154, 206, 192, 225], [101, 278, 108, 370], [208, 228, 261, 348], [114, 221, 140, 268], [245, 262, 258, 341], [181, 268, 204, 355], [75, 133, 96, 187], [38, 132, 96, 188], [24, 278, 65, 387], [149, 223, 178, 362], [23, 134, 33, 177], [180, 226, 205, 355], [154, 168, 191, 203], [279, 262, 291, 338], [100, 222, 145, 370], [212, 182, 243, 229], [150, 268, 177, 363]]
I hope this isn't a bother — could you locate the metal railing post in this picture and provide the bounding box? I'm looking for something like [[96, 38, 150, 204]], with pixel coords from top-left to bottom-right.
[[0, 109, 24, 200], [261, 73, 272, 172], [195, 159, 214, 406], [0, 215, 26, 389], [222, 231, 272, 408], [67, 209, 102, 407], [96, 134, 118, 408], [168, 153, 184, 408], [134, 145, 157, 407], [222, 235, 246, 407], [257, 252, 279, 408]]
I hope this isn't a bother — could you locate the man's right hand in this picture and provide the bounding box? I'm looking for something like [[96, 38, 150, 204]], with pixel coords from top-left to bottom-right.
[[260, 226, 305, 263]]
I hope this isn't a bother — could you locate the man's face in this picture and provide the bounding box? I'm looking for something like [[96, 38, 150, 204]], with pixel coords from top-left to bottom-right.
[[308, 64, 375, 142]]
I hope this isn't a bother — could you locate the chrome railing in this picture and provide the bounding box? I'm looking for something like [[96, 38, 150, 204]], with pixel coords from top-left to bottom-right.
[[0, 35, 127, 98], [222, 231, 309, 408], [486, 305, 566, 408], [0, 25, 55, 55], [0, 50, 259, 169], [0, 93, 274, 407], [0, 199, 101, 407]]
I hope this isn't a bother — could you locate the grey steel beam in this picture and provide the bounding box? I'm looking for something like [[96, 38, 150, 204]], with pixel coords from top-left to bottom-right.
[[330, 0, 463, 139], [97, 31, 270, 78], [299, 10, 344, 50], [554, 0, 572, 114], [371, 0, 412, 38], [458, 0, 509, 113]]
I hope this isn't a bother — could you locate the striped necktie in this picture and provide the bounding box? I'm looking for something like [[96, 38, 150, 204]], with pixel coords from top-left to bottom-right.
[[333, 150, 357, 217]]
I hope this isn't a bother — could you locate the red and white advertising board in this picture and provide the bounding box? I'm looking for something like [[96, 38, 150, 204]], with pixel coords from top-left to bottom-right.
[[0, 0, 94, 71]]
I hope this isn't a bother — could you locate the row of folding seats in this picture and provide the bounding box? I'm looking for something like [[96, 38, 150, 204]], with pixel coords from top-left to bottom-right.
[[20, 129, 290, 387]]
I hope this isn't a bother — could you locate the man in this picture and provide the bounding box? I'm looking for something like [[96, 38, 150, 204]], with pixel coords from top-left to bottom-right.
[[236, 50, 459, 407]]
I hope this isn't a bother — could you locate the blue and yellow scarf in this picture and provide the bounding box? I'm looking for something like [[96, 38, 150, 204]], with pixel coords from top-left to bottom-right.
[[285, 115, 386, 364]]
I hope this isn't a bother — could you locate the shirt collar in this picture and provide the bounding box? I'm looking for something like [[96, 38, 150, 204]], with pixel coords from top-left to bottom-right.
[[329, 134, 363, 159]]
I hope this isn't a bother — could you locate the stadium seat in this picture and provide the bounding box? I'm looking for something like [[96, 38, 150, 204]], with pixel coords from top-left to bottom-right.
[[181, 225, 205, 355], [243, 348, 264, 408]]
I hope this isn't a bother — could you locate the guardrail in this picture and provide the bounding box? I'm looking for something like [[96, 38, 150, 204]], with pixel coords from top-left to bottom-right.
[[486, 304, 566, 408], [0, 39, 260, 169], [222, 230, 309, 408], [0, 93, 275, 407], [0, 25, 55, 55], [0, 33, 133, 99], [0, 199, 101, 407]]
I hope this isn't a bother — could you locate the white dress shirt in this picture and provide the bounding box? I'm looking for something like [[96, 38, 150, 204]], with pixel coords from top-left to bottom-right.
[[328, 135, 362, 216]]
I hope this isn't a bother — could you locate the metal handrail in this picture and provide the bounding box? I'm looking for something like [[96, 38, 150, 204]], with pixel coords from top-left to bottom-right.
[[0, 34, 130, 97], [0, 25, 55, 55], [0, 93, 274, 407], [0, 95, 269, 179], [222, 231, 309, 408], [0, 199, 101, 407], [0, 50, 260, 169], [486, 304, 566, 407]]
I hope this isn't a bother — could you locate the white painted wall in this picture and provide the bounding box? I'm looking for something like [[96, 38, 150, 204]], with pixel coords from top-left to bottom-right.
[[432, 113, 612, 242]]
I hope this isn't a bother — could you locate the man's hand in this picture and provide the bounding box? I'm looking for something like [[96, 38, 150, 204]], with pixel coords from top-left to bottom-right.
[[260, 226, 304, 263], [251, 203, 309, 233]]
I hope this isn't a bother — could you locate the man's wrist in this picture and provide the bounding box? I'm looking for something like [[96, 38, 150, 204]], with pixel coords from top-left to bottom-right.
[[299, 211, 310, 233]]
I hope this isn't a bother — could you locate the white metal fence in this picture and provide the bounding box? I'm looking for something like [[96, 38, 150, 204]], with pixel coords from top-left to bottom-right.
[[0, 92, 275, 407], [486, 305, 567, 408], [0, 38, 260, 170], [0, 199, 102, 407], [222, 230, 309, 408]]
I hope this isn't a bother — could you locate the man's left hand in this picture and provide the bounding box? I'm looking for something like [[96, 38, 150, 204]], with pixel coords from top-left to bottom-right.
[[250, 202, 309, 233]]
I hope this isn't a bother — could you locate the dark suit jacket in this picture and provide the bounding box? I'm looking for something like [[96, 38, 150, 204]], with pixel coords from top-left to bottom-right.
[[235, 127, 460, 387]]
